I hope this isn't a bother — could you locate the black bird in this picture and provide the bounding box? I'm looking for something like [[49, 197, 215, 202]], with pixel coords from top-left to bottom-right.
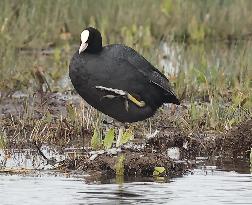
[[69, 27, 180, 123]]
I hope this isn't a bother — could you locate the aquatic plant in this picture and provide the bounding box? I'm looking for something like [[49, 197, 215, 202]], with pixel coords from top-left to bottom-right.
[[103, 128, 115, 149], [153, 166, 166, 176], [115, 154, 125, 176]]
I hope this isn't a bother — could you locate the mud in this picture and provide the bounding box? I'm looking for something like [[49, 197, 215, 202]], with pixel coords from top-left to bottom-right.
[[63, 151, 185, 180], [1, 92, 251, 179], [216, 119, 252, 158]]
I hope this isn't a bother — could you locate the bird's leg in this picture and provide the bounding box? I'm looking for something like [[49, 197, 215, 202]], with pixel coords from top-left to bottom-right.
[[116, 126, 124, 147], [95, 86, 126, 95], [96, 86, 146, 108], [146, 118, 160, 139]]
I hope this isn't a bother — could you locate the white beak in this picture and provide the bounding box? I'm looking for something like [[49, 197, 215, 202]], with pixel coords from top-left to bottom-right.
[[79, 42, 88, 54]]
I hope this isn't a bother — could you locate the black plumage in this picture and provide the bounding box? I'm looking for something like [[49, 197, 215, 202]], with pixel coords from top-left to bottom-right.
[[69, 27, 180, 123]]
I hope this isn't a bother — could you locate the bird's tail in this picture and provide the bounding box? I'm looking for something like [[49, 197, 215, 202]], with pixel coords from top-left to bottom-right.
[[164, 93, 180, 105]]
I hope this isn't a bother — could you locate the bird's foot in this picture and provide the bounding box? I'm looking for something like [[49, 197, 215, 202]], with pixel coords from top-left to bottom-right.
[[126, 93, 146, 107], [146, 129, 160, 139]]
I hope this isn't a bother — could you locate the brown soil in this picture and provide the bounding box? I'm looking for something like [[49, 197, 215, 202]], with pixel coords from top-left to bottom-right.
[[1, 92, 251, 179]]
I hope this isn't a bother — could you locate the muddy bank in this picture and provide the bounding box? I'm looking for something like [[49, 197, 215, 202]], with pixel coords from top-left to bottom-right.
[[216, 119, 252, 158], [1, 92, 251, 179], [63, 151, 185, 180], [182, 119, 252, 159]]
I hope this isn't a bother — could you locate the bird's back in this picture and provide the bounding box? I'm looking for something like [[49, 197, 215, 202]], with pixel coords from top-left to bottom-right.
[[102, 44, 180, 105]]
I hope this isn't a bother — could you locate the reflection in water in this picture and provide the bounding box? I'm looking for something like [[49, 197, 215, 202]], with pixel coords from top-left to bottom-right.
[[0, 169, 251, 205], [0, 146, 251, 204], [0, 147, 63, 170], [0, 146, 83, 170]]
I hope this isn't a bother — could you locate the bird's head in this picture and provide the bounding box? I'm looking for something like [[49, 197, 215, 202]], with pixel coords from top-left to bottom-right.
[[79, 27, 102, 54]]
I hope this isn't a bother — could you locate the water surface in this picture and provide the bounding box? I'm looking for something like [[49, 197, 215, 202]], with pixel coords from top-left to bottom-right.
[[1, 168, 251, 205]]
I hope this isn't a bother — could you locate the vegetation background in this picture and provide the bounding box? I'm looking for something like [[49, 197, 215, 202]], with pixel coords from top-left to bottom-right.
[[0, 0, 251, 132]]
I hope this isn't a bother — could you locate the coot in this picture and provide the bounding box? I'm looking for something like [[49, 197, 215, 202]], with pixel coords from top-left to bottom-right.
[[69, 27, 180, 123]]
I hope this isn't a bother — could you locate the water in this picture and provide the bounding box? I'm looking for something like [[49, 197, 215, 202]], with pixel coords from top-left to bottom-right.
[[0, 168, 251, 205], [1, 145, 252, 204]]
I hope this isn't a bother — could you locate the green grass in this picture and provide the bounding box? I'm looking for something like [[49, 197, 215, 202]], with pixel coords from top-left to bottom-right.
[[0, 0, 251, 133], [174, 42, 252, 131]]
